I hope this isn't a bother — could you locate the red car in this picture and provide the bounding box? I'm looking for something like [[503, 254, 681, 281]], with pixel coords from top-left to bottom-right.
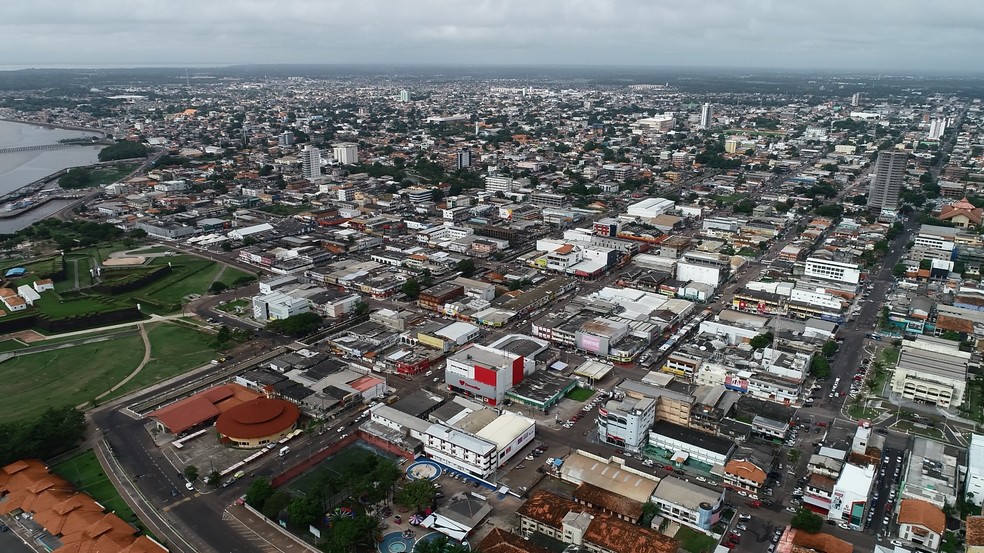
[[664, 465, 675, 471], [816, 422, 827, 427]]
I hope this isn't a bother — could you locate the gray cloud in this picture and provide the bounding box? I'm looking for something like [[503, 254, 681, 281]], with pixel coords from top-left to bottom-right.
[[2, 0, 983, 72]]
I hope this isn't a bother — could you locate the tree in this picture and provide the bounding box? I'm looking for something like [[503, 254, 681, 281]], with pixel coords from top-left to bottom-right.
[[262, 490, 292, 520], [821, 340, 838, 358], [456, 259, 476, 278], [640, 501, 661, 527], [98, 140, 149, 162], [892, 263, 907, 278], [129, 228, 148, 240], [206, 470, 221, 488], [791, 508, 823, 533], [220, 241, 233, 252], [208, 281, 229, 294], [395, 479, 437, 513], [287, 496, 321, 527], [0, 406, 87, 466], [413, 535, 472, 553], [59, 167, 94, 189], [245, 477, 274, 510], [402, 278, 421, 300], [266, 312, 323, 337], [811, 356, 830, 378], [183, 465, 199, 483], [749, 332, 773, 349], [214, 325, 233, 349]]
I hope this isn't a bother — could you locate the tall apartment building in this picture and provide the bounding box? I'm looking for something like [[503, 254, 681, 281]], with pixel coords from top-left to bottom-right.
[[333, 142, 359, 165], [699, 103, 712, 130], [868, 150, 908, 212], [851, 92, 862, 107], [456, 148, 472, 170], [399, 89, 410, 102], [928, 118, 946, 140], [300, 145, 321, 180]]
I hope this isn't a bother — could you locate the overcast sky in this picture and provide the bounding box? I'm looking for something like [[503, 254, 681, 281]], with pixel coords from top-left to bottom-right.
[[3, 0, 983, 73]]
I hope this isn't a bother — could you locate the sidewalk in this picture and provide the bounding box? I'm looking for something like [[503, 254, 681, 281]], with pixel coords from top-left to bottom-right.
[[225, 502, 318, 552]]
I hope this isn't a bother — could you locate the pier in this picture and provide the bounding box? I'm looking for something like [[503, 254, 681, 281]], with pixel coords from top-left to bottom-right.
[[0, 142, 109, 155]]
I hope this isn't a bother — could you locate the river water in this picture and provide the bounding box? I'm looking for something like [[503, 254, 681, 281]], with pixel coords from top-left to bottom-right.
[[0, 119, 103, 233]]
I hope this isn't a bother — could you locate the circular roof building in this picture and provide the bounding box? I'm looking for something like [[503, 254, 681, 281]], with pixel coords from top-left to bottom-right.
[[215, 397, 300, 448]]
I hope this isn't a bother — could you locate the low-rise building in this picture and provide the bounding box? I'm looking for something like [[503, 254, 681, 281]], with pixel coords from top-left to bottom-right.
[[650, 476, 724, 534], [890, 336, 971, 408], [896, 499, 945, 551]]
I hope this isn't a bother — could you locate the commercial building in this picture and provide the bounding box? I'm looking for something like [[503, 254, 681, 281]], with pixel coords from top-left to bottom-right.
[[597, 389, 656, 452], [803, 257, 861, 285], [868, 150, 907, 213], [900, 438, 959, 509], [301, 144, 322, 180], [444, 343, 534, 406], [214, 397, 300, 448], [149, 383, 263, 435], [889, 336, 970, 408], [827, 463, 876, 527], [332, 142, 359, 165], [485, 175, 514, 194], [648, 420, 735, 467], [252, 291, 311, 320], [651, 477, 724, 534], [723, 459, 767, 498], [967, 434, 984, 507], [422, 412, 535, 480]]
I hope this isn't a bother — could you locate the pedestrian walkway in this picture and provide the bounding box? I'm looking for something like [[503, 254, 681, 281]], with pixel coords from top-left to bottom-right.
[[225, 502, 319, 552]]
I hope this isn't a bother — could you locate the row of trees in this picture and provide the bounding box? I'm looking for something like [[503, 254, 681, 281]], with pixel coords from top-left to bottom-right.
[[266, 312, 323, 337], [0, 406, 86, 466], [97, 140, 148, 162]]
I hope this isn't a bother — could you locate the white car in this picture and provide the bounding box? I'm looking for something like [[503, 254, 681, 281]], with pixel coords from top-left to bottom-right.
[[736, 523, 748, 531], [738, 514, 752, 521], [891, 540, 904, 547]]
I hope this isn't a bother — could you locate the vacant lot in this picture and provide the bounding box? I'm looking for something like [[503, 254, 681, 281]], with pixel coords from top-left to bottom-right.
[[565, 387, 594, 402], [0, 335, 144, 423]]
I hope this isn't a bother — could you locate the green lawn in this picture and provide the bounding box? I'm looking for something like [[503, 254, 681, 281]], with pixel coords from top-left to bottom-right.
[[565, 387, 594, 402], [105, 323, 217, 399], [284, 445, 395, 497], [217, 298, 250, 314], [674, 526, 718, 553], [88, 164, 139, 186], [137, 255, 222, 306], [35, 292, 126, 318], [52, 450, 144, 531], [0, 335, 144, 423], [0, 339, 27, 352]]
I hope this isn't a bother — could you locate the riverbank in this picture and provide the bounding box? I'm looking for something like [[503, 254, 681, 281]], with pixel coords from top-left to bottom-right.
[[0, 116, 106, 137]]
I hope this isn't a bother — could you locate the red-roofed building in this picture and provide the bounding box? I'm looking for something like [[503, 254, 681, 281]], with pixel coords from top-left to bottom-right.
[[0, 459, 168, 553], [149, 383, 262, 435], [215, 397, 300, 448], [896, 498, 945, 550], [724, 459, 767, 497]]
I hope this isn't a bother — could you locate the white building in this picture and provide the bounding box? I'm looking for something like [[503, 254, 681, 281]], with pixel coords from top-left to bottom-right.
[[699, 103, 712, 130], [928, 118, 945, 140], [967, 434, 984, 506], [597, 392, 656, 452], [896, 498, 945, 551], [423, 412, 535, 481], [252, 291, 310, 320], [484, 175, 514, 194], [301, 145, 322, 180], [803, 258, 861, 285], [889, 337, 969, 408], [651, 477, 724, 534], [827, 463, 876, 527], [333, 142, 359, 165], [399, 89, 410, 102], [626, 197, 675, 220]]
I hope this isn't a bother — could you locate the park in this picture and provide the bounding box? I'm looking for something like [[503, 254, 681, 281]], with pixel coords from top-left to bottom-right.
[[0, 240, 257, 424]]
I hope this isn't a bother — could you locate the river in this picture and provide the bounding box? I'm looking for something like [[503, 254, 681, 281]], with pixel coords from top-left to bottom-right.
[[0, 119, 103, 233]]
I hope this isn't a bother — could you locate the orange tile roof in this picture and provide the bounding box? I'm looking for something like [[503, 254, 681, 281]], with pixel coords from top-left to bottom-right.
[[725, 459, 767, 485], [897, 498, 946, 535], [517, 489, 578, 527], [791, 530, 853, 553], [966, 515, 984, 546], [477, 527, 554, 553], [582, 512, 679, 553], [573, 482, 644, 521], [149, 383, 261, 434]]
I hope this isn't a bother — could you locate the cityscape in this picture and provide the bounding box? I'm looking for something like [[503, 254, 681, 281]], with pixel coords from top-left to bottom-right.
[[1, 5, 984, 553]]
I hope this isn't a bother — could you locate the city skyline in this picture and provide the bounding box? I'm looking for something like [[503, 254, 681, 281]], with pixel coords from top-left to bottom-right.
[[3, 0, 984, 73]]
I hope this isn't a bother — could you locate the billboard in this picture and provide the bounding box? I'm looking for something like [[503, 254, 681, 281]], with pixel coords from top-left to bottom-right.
[[575, 332, 609, 355]]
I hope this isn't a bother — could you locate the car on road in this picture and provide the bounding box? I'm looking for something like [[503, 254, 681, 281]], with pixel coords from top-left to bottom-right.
[[785, 506, 798, 513], [738, 514, 751, 521], [736, 523, 748, 531], [185, 482, 195, 491], [891, 540, 904, 547]]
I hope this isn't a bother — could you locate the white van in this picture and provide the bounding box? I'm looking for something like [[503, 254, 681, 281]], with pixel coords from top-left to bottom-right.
[[279, 446, 290, 457]]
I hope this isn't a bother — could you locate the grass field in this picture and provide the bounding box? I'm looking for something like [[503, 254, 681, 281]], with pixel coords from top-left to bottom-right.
[[52, 450, 143, 530], [106, 324, 217, 399], [0, 335, 144, 423], [88, 164, 139, 187], [0, 339, 27, 352], [139, 255, 222, 306], [565, 387, 594, 402], [674, 526, 718, 553], [285, 444, 396, 497], [35, 294, 124, 318]]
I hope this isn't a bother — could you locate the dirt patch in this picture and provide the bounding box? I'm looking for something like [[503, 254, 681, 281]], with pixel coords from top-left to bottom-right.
[[7, 329, 46, 343], [103, 256, 146, 266]]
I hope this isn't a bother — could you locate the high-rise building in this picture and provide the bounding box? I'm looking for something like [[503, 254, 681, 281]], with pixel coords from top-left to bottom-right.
[[278, 131, 295, 147], [333, 143, 359, 165], [699, 103, 712, 129], [399, 89, 410, 103], [868, 150, 908, 212], [928, 118, 946, 140], [851, 92, 862, 107], [456, 148, 471, 170], [300, 145, 321, 180], [484, 175, 514, 194]]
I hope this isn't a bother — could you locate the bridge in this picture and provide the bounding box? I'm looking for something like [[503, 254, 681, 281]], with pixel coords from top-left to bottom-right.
[[0, 142, 103, 155]]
